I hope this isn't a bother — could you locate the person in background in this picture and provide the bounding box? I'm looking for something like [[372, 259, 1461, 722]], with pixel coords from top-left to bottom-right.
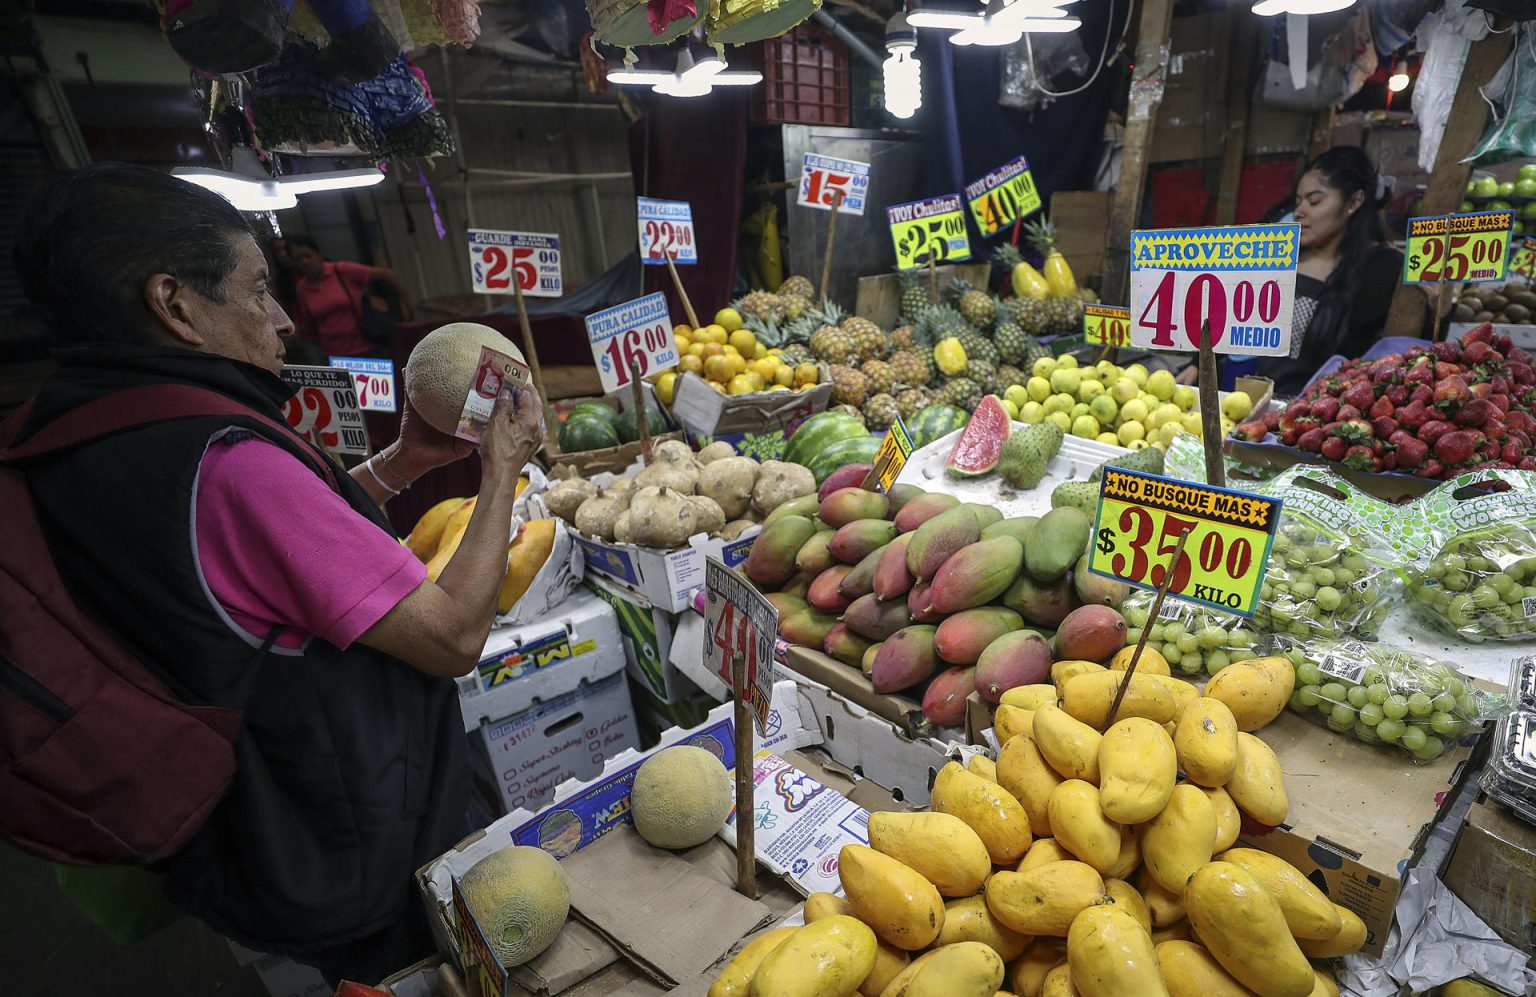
[[1257, 146, 1426, 396], [287, 235, 413, 359]]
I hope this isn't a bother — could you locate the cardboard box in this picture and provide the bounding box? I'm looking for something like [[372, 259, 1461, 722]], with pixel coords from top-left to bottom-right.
[[583, 576, 700, 705], [1149, 13, 1226, 164], [1444, 801, 1536, 953], [782, 646, 924, 732], [544, 385, 685, 479], [1235, 710, 1476, 958], [572, 526, 759, 614], [668, 371, 832, 460], [854, 263, 990, 332], [1051, 191, 1112, 288]]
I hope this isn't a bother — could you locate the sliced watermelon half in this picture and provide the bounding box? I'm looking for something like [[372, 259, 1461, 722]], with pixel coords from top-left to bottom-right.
[[945, 394, 1012, 477]]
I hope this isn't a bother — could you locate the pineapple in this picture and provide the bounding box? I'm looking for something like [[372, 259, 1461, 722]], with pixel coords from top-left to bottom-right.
[[829, 404, 866, 425], [741, 314, 784, 348], [1023, 217, 1079, 299], [896, 388, 929, 419], [735, 289, 786, 324], [829, 364, 870, 408], [888, 350, 929, 388], [897, 269, 931, 322], [808, 301, 859, 365], [862, 359, 897, 395], [889, 325, 918, 351], [778, 275, 815, 300], [1046, 296, 1084, 336], [964, 359, 998, 393], [862, 392, 900, 431], [781, 315, 818, 346], [1006, 296, 1052, 338], [947, 278, 997, 328], [959, 330, 999, 367], [915, 304, 970, 346], [997, 364, 1027, 388], [781, 293, 809, 321], [942, 377, 983, 410], [994, 317, 1031, 366], [842, 314, 888, 360]]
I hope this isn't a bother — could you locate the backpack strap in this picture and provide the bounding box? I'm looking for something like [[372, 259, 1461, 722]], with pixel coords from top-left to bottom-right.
[[0, 384, 340, 493]]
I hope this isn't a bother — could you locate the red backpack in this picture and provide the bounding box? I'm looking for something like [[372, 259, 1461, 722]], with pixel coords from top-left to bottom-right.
[[0, 383, 338, 865]]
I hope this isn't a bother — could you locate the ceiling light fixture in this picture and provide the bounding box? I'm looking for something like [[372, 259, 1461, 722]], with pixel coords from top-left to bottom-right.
[[172, 166, 385, 212], [607, 49, 762, 97], [1251, 0, 1356, 16], [909, 0, 1080, 46], [1387, 70, 1410, 92], [884, 12, 922, 119]]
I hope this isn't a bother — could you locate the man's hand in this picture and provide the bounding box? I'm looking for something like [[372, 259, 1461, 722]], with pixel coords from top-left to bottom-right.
[[480, 386, 544, 487], [392, 394, 476, 479]]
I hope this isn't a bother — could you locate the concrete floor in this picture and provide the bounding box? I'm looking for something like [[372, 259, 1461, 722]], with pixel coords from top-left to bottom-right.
[[0, 845, 271, 997]]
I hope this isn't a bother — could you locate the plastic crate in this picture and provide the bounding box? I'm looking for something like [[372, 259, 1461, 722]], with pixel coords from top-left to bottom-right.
[[751, 22, 850, 126]]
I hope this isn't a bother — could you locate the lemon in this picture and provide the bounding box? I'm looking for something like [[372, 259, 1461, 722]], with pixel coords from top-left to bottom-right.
[[1049, 368, 1082, 396], [773, 364, 795, 387], [1020, 400, 1045, 424], [754, 342, 768, 359], [674, 323, 693, 339], [715, 308, 744, 333], [1004, 384, 1031, 408], [727, 374, 757, 395], [1057, 354, 1079, 369], [1124, 363, 1149, 387], [1221, 391, 1254, 421], [1003, 398, 1020, 420], [1071, 414, 1100, 438], [744, 370, 765, 391], [655, 371, 679, 406], [765, 384, 790, 392], [686, 342, 706, 358], [699, 324, 729, 345], [1180, 411, 1203, 435], [728, 329, 758, 356], [674, 333, 691, 354], [722, 344, 741, 358], [1172, 385, 1198, 410], [1045, 411, 1072, 433], [1027, 376, 1052, 403], [680, 354, 704, 375], [704, 353, 734, 383], [1079, 379, 1105, 401], [1111, 377, 1139, 404], [1097, 431, 1120, 446], [1117, 421, 1146, 445], [1147, 368, 1176, 401], [1032, 357, 1058, 379]]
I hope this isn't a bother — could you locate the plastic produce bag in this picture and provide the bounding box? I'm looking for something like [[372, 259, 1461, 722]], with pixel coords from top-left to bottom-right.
[[1120, 590, 1262, 678], [1273, 636, 1493, 762], [1000, 31, 1090, 111], [495, 493, 585, 627], [1466, 23, 1536, 164], [1413, 1, 1493, 171], [1483, 662, 1536, 822], [1405, 470, 1536, 641]]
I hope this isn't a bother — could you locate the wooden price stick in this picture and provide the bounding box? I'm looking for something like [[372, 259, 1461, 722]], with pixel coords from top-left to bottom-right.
[[510, 273, 557, 449], [927, 253, 938, 308], [1104, 528, 1193, 728], [630, 361, 652, 465], [1430, 280, 1456, 344], [1196, 320, 1225, 489], [820, 189, 845, 305], [663, 240, 701, 330], [731, 650, 758, 899]]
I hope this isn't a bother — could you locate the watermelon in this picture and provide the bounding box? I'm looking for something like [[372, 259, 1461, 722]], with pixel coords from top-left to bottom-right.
[[910, 404, 970, 449], [783, 410, 868, 467], [945, 395, 1011, 478], [617, 403, 669, 443], [807, 434, 881, 486], [568, 401, 619, 427], [560, 415, 620, 452]]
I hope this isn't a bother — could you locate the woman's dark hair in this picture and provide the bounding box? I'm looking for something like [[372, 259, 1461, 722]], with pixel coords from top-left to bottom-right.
[[14, 162, 253, 345], [1304, 145, 1387, 302], [283, 235, 322, 254]]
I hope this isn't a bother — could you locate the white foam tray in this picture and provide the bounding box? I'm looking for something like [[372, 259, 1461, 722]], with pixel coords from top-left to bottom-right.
[[894, 423, 1131, 520]]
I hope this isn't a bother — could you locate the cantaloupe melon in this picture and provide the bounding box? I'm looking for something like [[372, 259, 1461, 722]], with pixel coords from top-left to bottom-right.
[[631, 745, 733, 850], [405, 322, 527, 434], [459, 846, 569, 968]]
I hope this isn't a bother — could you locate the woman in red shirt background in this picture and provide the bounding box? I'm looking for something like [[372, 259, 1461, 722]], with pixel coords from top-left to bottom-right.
[[287, 236, 413, 358]]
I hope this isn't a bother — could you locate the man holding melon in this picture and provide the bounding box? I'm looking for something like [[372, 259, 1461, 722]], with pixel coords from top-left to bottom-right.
[[8, 163, 543, 985]]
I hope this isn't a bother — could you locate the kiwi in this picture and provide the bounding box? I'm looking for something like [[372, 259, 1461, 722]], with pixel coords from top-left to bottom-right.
[[1475, 311, 1496, 322], [1506, 303, 1532, 323], [1486, 294, 1511, 312], [1453, 303, 1477, 322], [1510, 290, 1536, 309], [1461, 295, 1485, 312]]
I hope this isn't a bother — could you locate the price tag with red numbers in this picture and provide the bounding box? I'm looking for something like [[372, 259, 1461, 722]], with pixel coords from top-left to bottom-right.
[[703, 557, 777, 733], [585, 292, 677, 392], [1087, 469, 1282, 617], [329, 356, 397, 413], [467, 229, 562, 297], [798, 153, 870, 215], [1405, 210, 1514, 285], [637, 198, 697, 266], [965, 156, 1042, 238], [1512, 237, 1536, 280], [279, 366, 369, 456], [1083, 304, 1131, 348], [1129, 224, 1299, 356]]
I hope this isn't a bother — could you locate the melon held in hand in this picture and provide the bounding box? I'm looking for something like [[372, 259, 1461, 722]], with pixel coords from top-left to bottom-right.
[[405, 322, 527, 434]]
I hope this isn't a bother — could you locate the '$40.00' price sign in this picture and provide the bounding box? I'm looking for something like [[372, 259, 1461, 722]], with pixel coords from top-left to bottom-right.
[[1082, 304, 1130, 348], [964, 156, 1042, 238], [704, 557, 777, 733], [1404, 210, 1515, 285], [585, 292, 677, 392], [1086, 469, 1283, 617]]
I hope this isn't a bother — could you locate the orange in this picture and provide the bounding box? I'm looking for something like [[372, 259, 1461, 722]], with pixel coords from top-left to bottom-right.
[[679, 354, 704, 375], [699, 342, 725, 360], [704, 353, 734, 383]]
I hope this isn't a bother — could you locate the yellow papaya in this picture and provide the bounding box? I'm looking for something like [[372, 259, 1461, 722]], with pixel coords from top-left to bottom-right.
[[1184, 863, 1314, 997], [838, 844, 945, 951], [1067, 905, 1168, 997], [930, 762, 1032, 865], [1097, 718, 1177, 824]]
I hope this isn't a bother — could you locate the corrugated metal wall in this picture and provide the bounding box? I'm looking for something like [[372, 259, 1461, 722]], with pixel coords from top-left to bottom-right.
[[371, 50, 638, 301]]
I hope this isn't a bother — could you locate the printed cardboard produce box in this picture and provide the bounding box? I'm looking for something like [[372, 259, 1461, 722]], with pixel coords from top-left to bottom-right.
[[668, 371, 832, 461]]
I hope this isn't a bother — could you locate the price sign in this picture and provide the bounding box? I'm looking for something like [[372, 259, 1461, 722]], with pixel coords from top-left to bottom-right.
[[965, 156, 1042, 238], [1512, 237, 1536, 280], [467, 229, 563, 297], [279, 365, 369, 456], [1087, 469, 1282, 617], [1129, 224, 1299, 357], [863, 416, 914, 493], [888, 194, 971, 271], [798, 153, 870, 215], [1083, 304, 1131, 348], [637, 197, 697, 266], [703, 557, 777, 734], [329, 356, 397, 413], [585, 292, 677, 392], [1406, 211, 1515, 284]]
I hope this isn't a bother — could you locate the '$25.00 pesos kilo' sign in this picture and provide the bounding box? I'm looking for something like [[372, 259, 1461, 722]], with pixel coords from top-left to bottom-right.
[[1128, 225, 1299, 357]]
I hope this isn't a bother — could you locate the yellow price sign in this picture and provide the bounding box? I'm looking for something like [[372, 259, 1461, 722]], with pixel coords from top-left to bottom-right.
[[1083, 303, 1130, 347], [1513, 237, 1536, 280], [1404, 215, 1449, 285], [1086, 469, 1282, 617], [1405, 211, 1514, 284], [863, 416, 915, 493], [965, 157, 1042, 238], [887, 194, 971, 271]]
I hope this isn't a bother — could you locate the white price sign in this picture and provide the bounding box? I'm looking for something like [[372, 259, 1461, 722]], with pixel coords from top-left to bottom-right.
[[467, 229, 562, 297], [636, 197, 697, 266], [329, 356, 397, 413], [279, 366, 369, 456], [798, 153, 870, 215], [585, 292, 677, 392], [1128, 224, 1300, 356], [703, 557, 777, 734]]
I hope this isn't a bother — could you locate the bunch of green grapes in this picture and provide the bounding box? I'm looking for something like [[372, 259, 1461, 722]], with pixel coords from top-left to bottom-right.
[[1253, 521, 1391, 640], [1279, 642, 1482, 762], [1409, 536, 1536, 642], [1122, 595, 1260, 678]]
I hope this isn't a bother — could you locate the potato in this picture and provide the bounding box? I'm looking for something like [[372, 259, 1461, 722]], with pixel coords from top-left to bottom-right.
[[688, 495, 726, 536], [720, 519, 758, 541], [574, 493, 626, 541], [545, 479, 598, 523], [752, 460, 816, 516], [698, 456, 758, 519], [628, 486, 700, 548], [695, 440, 737, 464]]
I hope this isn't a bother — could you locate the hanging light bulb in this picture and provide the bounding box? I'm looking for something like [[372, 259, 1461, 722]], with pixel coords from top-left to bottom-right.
[[884, 12, 921, 119], [607, 48, 761, 97], [909, 0, 1080, 46], [1251, 0, 1356, 15]]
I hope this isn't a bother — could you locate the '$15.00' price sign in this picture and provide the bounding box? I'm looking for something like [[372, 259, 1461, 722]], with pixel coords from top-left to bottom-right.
[[1086, 469, 1283, 617], [585, 292, 677, 392], [703, 557, 777, 733]]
